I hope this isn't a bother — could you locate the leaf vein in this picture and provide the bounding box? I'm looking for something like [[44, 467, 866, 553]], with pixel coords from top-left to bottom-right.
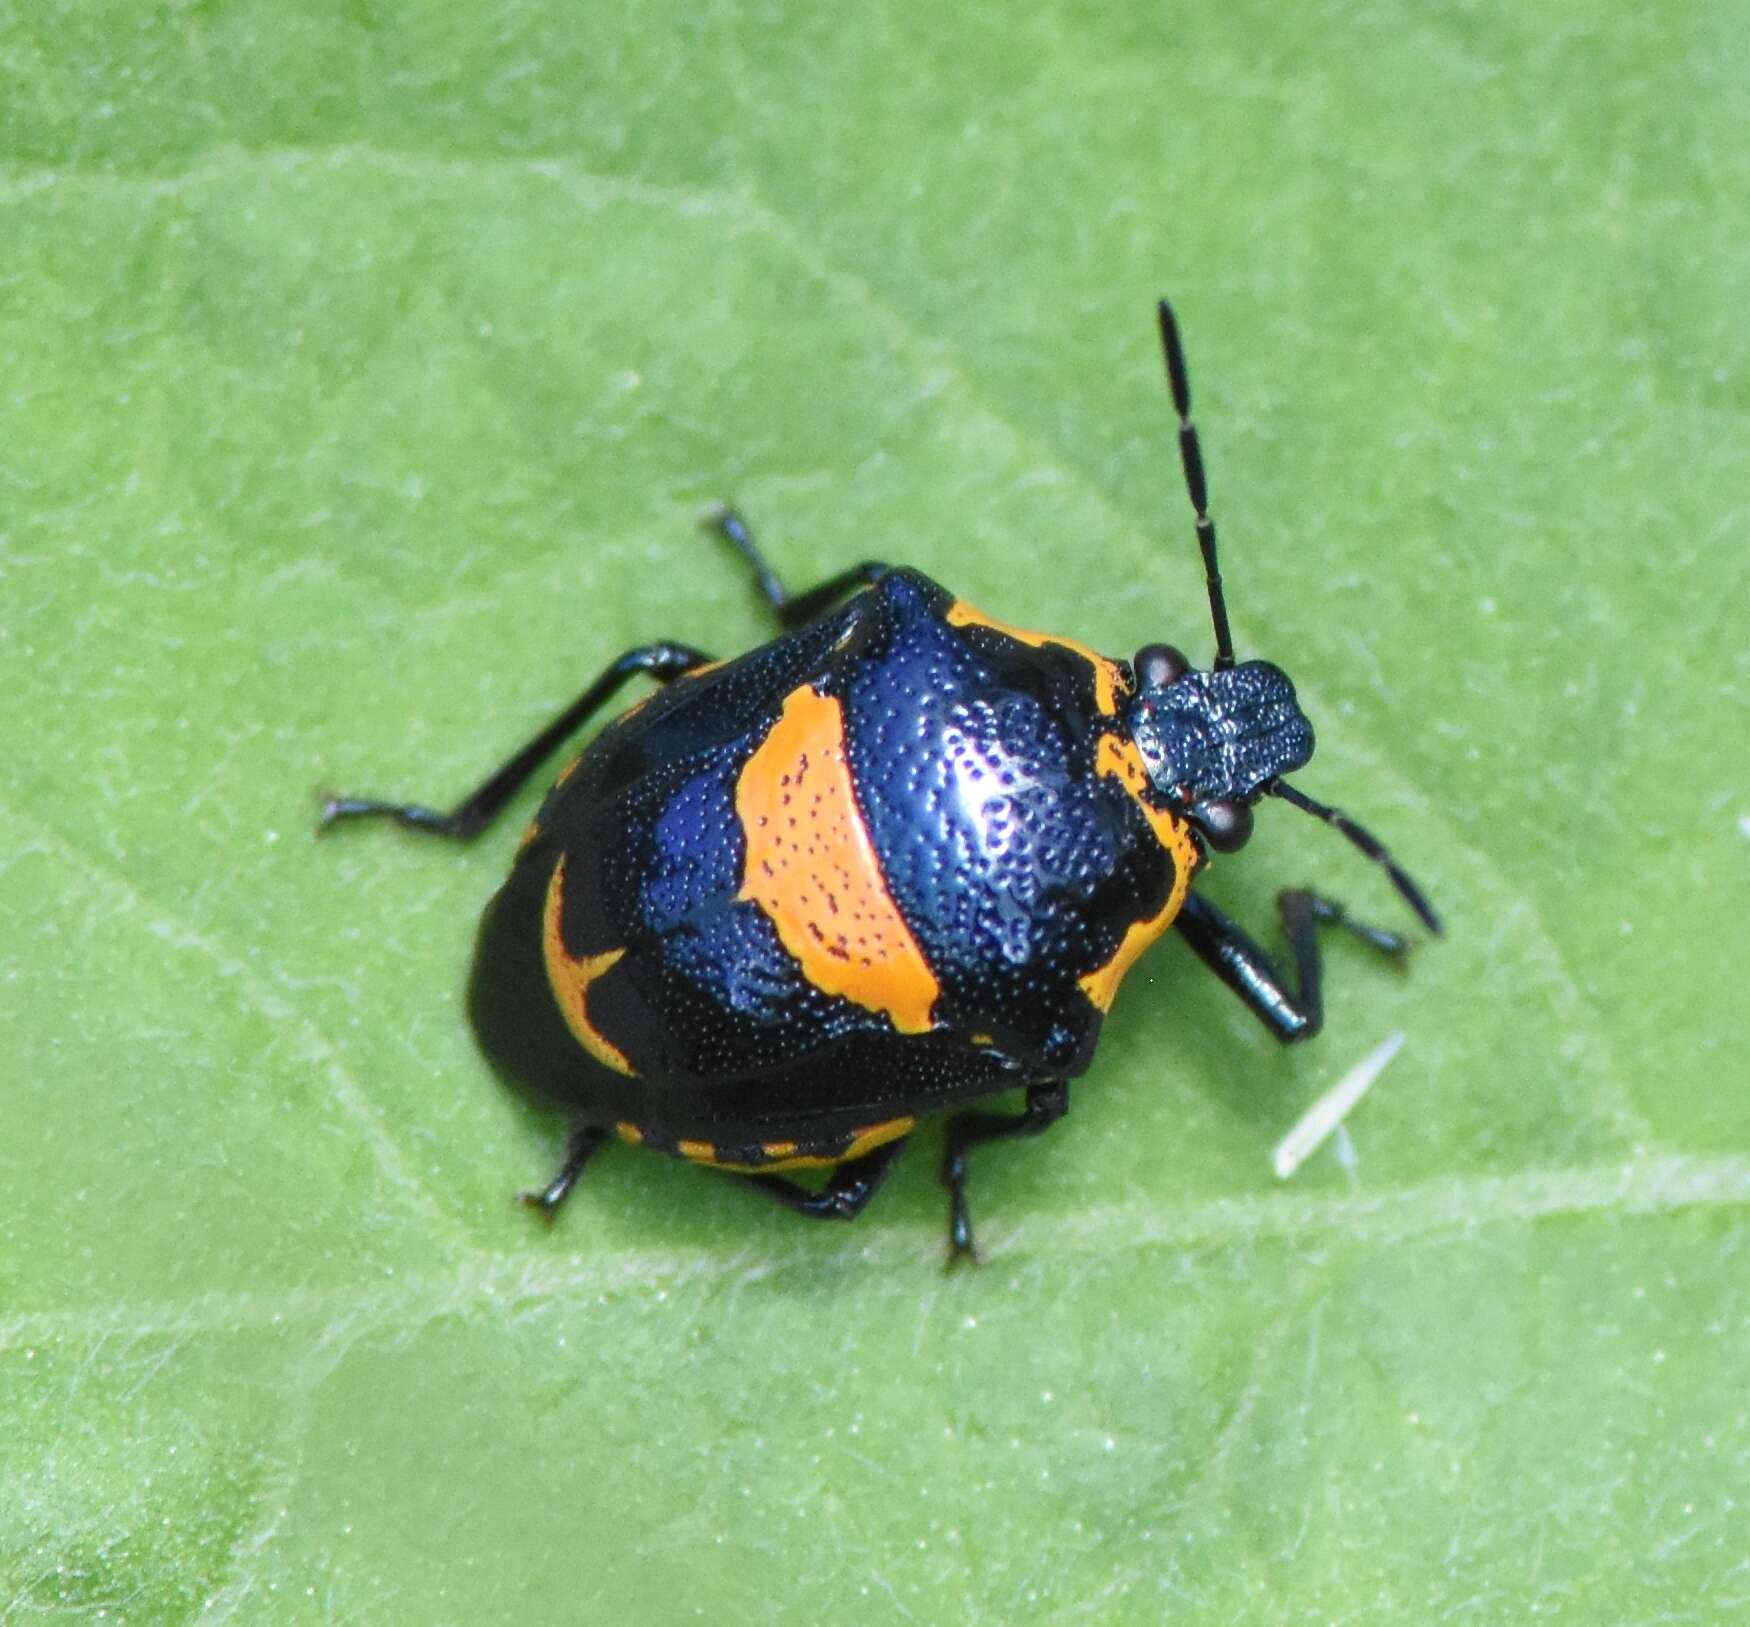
[[3, 1151, 1741, 1354], [0, 792, 479, 1253]]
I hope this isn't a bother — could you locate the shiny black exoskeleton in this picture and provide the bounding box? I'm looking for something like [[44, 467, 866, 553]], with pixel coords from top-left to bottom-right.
[[321, 302, 1441, 1262]]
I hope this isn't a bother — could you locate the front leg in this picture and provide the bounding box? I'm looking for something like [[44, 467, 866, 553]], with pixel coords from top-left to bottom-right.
[[1175, 888, 1410, 1043]]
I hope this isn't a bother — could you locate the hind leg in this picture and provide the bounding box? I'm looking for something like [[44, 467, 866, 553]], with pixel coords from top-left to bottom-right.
[[519, 1126, 611, 1218], [318, 640, 713, 840], [738, 1136, 909, 1221]]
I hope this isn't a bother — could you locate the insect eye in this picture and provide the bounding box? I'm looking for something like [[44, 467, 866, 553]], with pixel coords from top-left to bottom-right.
[[1196, 798, 1254, 853], [1134, 643, 1190, 689]]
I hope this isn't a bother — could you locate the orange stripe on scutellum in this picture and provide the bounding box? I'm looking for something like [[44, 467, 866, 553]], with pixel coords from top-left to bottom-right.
[[541, 853, 637, 1076], [1077, 735, 1201, 1013], [735, 685, 940, 1034], [945, 600, 1127, 717], [675, 1117, 917, 1173]]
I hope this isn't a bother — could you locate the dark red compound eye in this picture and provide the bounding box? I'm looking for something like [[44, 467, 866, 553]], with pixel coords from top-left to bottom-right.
[[1196, 798, 1254, 852], [1134, 643, 1190, 689]]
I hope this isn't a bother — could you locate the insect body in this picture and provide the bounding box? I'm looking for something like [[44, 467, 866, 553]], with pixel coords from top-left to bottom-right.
[[321, 302, 1439, 1260]]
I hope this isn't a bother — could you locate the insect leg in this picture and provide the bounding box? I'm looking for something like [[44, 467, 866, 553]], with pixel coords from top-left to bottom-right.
[[519, 1125, 611, 1218], [1175, 889, 1411, 1044], [739, 1135, 909, 1221], [317, 640, 713, 840], [941, 1080, 1069, 1266], [703, 505, 889, 628]]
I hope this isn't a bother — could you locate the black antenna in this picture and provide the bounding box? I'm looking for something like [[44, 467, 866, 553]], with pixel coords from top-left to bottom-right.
[[1157, 299, 1235, 670], [1271, 779, 1443, 934]]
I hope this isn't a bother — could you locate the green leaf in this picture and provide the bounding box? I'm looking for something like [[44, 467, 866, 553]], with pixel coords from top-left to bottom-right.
[[3, 2, 1745, 1621]]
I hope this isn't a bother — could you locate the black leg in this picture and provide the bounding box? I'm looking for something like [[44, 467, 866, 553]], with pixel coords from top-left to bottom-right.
[[519, 1125, 610, 1219], [1176, 887, 1411, 1045], [317, 640, 713, 841], [703, 505, 889, 628], [941, 1080, 1069, 1266], [740, 1135, 908, 1221]]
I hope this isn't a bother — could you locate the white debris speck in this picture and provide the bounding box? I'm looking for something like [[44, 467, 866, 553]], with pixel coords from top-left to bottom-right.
[[1273, 1032, 1406, 1179]]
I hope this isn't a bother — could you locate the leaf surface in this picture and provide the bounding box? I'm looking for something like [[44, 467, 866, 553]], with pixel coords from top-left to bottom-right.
[[3, 3, 1745, 1621]]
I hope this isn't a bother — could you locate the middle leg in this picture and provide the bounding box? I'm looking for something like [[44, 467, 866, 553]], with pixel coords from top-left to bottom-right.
[[703, 504, 889, 628], [941, 1080, 1070, 1266]]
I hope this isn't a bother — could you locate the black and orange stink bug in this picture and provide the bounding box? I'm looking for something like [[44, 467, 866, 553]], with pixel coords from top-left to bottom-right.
[[321, 302, 1440, 1261]]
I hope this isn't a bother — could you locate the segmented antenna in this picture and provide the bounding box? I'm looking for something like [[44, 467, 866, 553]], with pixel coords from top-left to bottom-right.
[[1271, 779, 1443, 934], [1157, 299, 1236, 671]]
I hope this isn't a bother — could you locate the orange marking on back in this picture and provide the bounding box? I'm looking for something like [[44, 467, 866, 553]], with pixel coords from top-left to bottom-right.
[[1077, 735, 1201, 1013], [839, 1117, 916, 1160], [735, 686, 939, 1034], [685, 1117, 917, 1173], [946, 599, 1127, 716], [615, 1121, 644, 1146], [541, 854, 637, 1076]]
